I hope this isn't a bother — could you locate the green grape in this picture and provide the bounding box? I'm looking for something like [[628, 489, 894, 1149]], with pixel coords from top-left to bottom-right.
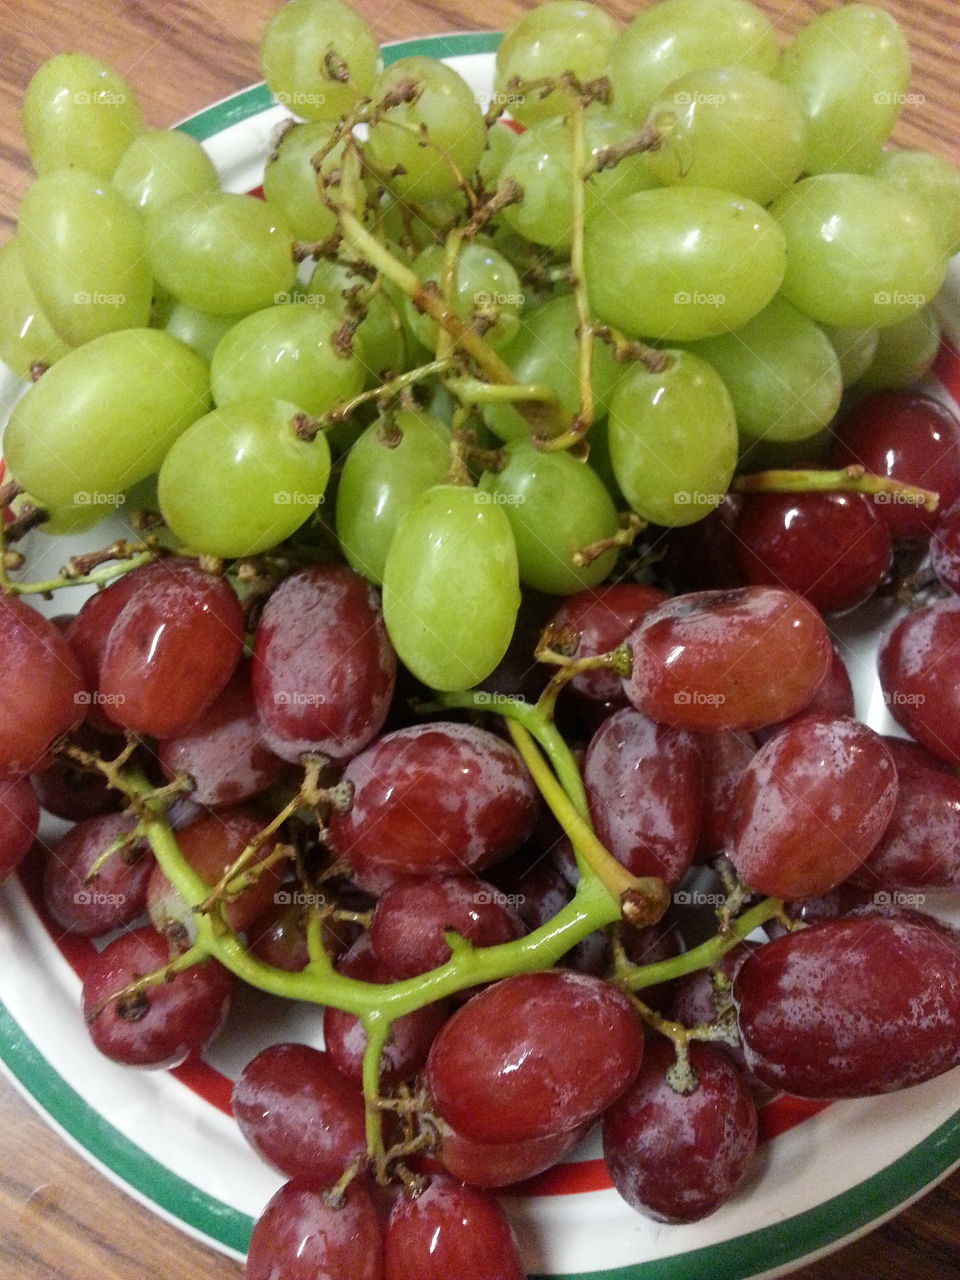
[[3, 329, 210, 507], [820, 325, 881, 388], [608, 350, 737, 526], [112, 129, 218, 213], [685, 296, 843, 442], [478, 122, 518, 190], [382, 484, 521, 692], [483, 294, 622, 443], [477, 444, 619, 595], [642, 67, 807, 206], [22, 53, 144, 179], [306, 257, 406, 383], [10, 491, 107, 537], [776, 5, 911, 176], [493, 1, 620, 127], [856, 306, 942, 391], [364, 58, 487, 202], [158, 399, 331, 557], [260, 0, 380, 122], [607, 0, 778, 126], [500, 109, 659, 249], [402, 241, 523, 353], [262, 120, 344, 241], [146, 191, 297, 316], [335, 408, 452, 584], [769, 174, 946, 329], [583, 187, 786, 341], [0, 239, 73, 378], [17, 169, 153, 347], [872, 148, 960, 258], [210, 303, 366, 414], [163, 303, 243, 362]]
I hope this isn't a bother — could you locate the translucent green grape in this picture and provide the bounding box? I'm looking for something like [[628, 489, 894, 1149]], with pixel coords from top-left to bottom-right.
[[478, 443, 619, 594], [382, 485, 521, 692], [262, 120, 345, 241], [583, 187, 786, 340], [260, 0, 380, 122], [872, 148, 960, 258], [163, 303, 243, 363], [112, 129, 219, 213], [820, 325, 881, 388], [22, 53, 144, 179], [336, 408, 452, 584], [402, 241, 524, 353], [158, 400, 332, 558], [608, 350, 737, 526], [478, 122, 519, 191], [776, 5, 911, 176], [17, 169, 153, 347], [857, 306, 942, 390], [146, 192, 298, 317], [0, 239, 73, 378], [306, 258, 406, 384], [3, 329, 210, 507], [210, 303, 365, 415]]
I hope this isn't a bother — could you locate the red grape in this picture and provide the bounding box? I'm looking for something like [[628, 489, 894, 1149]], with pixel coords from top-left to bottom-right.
[[0, 775, 40, 880], [851, 761, 960, 891], [246, 1178, 383, 1280], [878, 598, 960, 764], [42, 811, 154, 936], [931, 498, 960, 594], [753, 644, 855, 746], [383, 1174, 524, 1280], [544, 583, 668, 703], [432, 1115, 588, 1188], [64, 569, 144, 733], [29, 723, 124, 820], [696, 729, 756, 858]]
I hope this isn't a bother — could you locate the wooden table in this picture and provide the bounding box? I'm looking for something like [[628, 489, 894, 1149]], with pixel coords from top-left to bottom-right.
[[1, 1, 960, 1277]]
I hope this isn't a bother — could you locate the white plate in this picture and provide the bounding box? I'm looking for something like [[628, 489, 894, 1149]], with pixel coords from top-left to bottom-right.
[[3, 31, 960, 1280]]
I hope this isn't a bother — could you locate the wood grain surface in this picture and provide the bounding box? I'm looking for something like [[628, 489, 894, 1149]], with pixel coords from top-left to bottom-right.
[[1, 1, 960, 1278]]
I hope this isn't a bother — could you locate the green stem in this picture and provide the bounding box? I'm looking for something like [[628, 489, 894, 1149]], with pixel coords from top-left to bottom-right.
[[733, 466, 939, 514], [447, 378, 559, 406], [3, 549, 155, 597]]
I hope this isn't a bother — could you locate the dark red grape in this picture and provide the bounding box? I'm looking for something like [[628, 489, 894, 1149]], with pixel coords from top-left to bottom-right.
[[931, 498, 960, 593], [544, 583, 668, 703], [82, 926, 232, 1068], [851, 761, 960, 891], [29, 723, 123, 820], [246, 1178, 383, 1280], [42, 811, 154, 936], [584, 708, 702, 886], [426, 970, 643, 1143], [383, 1174, 524, 1280], [696, 729, 756, 858], [0, 594, 84, 776], [729, 717, 898, 900], [64, 569, 144, 733], [0, 775, 39, 880], [232, 1042, 366, 1182], [251, 564, 396, 763], [735, 914, 960, 1096], [247, 894, 352, 973], [623, 587, 832, 733], [432, 1115, 587, 1188], [602, 1037, 758, 1223], [660, 494, 747, 593], [753, 644, 855, 746], [327, 722, 538, 881], [878, 599, 960, 764]]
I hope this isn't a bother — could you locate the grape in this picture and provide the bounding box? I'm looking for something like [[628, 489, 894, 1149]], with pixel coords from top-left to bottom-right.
[[478, 443, 620, 595], [661, 494, 746, 594], [232, 1042, 366, 1183], [728, 717, 898, 900], [260, 0, 380, 123], [624, 587, 833, 733], [426, 969, 643, 1143], [769, 174, 945, 329], [0, 776, 40, 881], [0, 238, 73, 378], [878, 599, 960, 765], [483, 294, 623, 444], [247, 1178, 382, 1280], [42, 812, 154, 937], [607, 350, 737, 525], [145, 192, 297, 316], [369, 876, 523, 979], [776, 5, 911, 176], [381, 484, 521, 692], [602, 1037, 758, 1223], [82, 926, 232, 1068], [157, 399, 332, 558], [734, 914, 960, 1096], [17, 169, 152, 346], [821, 324, 881, 388], [157, 662, 284, 808], [3, 328, 210, 508], [852, 760, 960, 893], [364, 58, 486, 203], [828, 390, 960, 540], [932, 501, 960, 594], [0, 596, 84, 778], [65, 569, 149, 735], [250, 564, 396, 763], [22, 53, 144, 179], [306, 257, 406, 385], [685, 296, 843, 444], [499, 110, 659, 250], [247, 896, 312, 973], [696, 730, 756, 859], [326, 722, 538, 881], [494, 1, 619, 127], [544, 584, 669, 704], [584, 708, 702, 886], [335, 408, 451, 586], [872, 147, 960, 258], [642, 67, 807, 206], [262, 120, 344, 241], [402, 240, 523, 352], [607, 0, 779, 126], [97, 559, 245, 739], [30, 724, 124, 820], [856, 305, 942, 391], [112, 129, 218, 212], [733, 490, 892, 614], [433, 1115, 587, 1189], [383, 1174, 525, 1280], [583, 188, 786, 341], [162, 303, 242, 363], [754, 645, 855, 746]]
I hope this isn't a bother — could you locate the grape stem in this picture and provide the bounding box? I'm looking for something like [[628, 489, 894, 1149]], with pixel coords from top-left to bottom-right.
[[733, 465, 939, 513], [295, 358, 454, 436]]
